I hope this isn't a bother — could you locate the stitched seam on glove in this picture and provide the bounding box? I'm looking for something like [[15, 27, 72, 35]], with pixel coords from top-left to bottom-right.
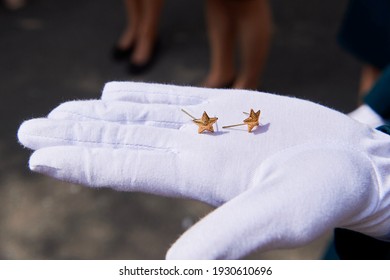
[[51, 110, 184, 127], [19, 134, 177, 153]]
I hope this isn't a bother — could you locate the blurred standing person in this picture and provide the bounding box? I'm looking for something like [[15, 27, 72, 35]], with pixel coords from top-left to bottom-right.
[[112, 0, 164, 74], [338, 0, 390, 95], [202, 0, 272, 89], [328, 0, 390, 259], [349, 65, 390, 128], [340, 0, 390, 127]]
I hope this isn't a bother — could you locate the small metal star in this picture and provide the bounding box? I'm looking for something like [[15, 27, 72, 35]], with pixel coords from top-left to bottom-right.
[[243, 109, 261, 132], [193, 111, 218, 133], [222, 109, 261, 132]]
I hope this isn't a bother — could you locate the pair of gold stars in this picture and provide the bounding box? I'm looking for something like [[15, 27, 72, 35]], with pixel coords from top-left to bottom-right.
[[181, 109, 261, 133]]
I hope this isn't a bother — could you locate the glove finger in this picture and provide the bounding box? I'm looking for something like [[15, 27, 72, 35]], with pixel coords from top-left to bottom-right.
[[48, 100, 187, 129], [101, 81, 220, 105], [29, 146, 184, 197], [18, 118, 180, 151]]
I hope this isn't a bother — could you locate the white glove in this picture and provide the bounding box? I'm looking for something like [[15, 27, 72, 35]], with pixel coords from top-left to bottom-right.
[[349, 104, 386, 128], [17, 82, 390, 259]]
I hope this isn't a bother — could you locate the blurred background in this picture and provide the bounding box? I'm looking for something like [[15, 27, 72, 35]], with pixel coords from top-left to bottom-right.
[[0, 0, 361, 259]]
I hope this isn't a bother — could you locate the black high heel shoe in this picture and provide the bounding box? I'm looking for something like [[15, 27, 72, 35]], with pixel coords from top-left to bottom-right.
[[111, 44, 135, 61], [127, 40, 161, 75], [216, 79, 235, 89]]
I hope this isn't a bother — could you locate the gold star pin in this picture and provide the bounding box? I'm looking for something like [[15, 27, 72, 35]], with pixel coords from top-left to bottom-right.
[[181, 109, 218, 133], [222, 109, 261, 132]]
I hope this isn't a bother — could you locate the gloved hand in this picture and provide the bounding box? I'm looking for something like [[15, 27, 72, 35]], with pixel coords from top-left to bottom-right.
[[17, 82, 390, 259]]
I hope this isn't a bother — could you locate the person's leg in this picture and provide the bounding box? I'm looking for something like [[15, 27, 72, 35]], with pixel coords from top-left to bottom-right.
[[131, 0, 164, 65], [359, 64, 382, 95], [363, 65, 390, 120], [202, 0, 236, 88], [116, 0, 141, 51], [3, 0, 26, 10], [232, 0, 272, 89], [349, 65, 390, 127]]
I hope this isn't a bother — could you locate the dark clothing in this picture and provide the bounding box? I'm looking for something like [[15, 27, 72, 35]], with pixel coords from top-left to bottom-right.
[[338, 0, 390, 69]]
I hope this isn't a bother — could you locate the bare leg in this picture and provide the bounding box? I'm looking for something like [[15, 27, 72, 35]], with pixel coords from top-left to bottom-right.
[[359, 65, 381, 97], [232, 0, 272, 89], [131, 0, 164, 65], [3, 0, 26, 10], [203, 0, 236, 88], [116, 0, 141, 50]]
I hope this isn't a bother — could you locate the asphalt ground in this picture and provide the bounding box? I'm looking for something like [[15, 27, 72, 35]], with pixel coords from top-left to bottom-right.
[[0, 0, 360, 259]]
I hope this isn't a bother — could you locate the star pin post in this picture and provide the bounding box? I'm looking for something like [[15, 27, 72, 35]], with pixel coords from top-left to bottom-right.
[[222, 109, 261, 132], [181, 109, 218, 133]]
